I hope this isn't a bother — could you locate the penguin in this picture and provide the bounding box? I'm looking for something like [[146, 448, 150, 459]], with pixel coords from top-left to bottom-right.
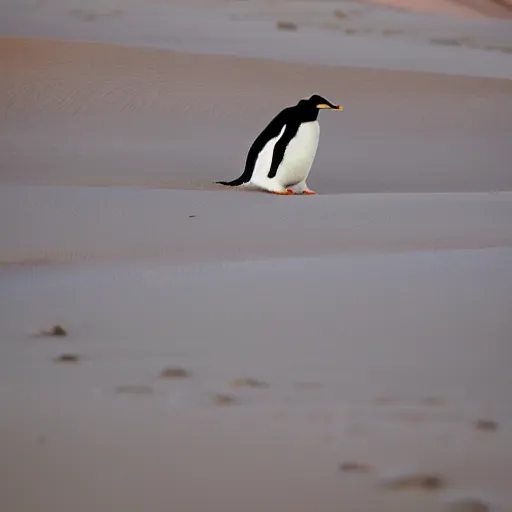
[[216, 94, 343, 195]]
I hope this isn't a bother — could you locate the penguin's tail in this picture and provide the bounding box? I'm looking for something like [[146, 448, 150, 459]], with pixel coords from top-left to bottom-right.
[[215, 177, 245, 187]]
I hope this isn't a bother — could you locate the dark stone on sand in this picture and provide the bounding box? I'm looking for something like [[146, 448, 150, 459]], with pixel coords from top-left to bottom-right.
[[40, 325, 68, 337], [212, 393, 238, 406], [160, 367, 191, 379], [277, 21, 297, 31], [339, 461, 372, 473], [54, 354, 80, 363], [474, 419, 498, 431], [380, 472, 446, 491]]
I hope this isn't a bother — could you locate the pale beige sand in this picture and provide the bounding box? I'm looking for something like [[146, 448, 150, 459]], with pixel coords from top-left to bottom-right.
[[1, 185, 512, 265], [2, 38, 512, 192], [1, 250, 512, 512], [361, 0, 487, 18], [1, 26, 512, 512], [362, 0, 512, 19]]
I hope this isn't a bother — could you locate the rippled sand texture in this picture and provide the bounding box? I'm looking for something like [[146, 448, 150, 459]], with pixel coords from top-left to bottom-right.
[[2, 38, 512, 193]]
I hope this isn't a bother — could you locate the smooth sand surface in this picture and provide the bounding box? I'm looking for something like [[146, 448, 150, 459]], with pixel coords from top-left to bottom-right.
[[1, 1, 512, 511], [2, 249, 512, 512], [2, 0, 512, 77], [363, 0, 512, 18], [2, 185, 512, 265], [2, 38, 512, 193]]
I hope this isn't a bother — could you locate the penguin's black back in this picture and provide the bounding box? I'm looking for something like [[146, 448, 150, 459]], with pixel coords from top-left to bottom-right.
[[216, 100, 320, 187]]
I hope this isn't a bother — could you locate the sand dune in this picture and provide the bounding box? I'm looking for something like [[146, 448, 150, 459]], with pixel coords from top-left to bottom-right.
[[2, 38, 512, 193], [362, 0, 512, 19], [2, 0, 512, 77], [1, 185, 512, 266]]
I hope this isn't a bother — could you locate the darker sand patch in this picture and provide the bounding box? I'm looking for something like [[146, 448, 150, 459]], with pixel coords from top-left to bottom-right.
[[473, 419, 498, 431], [339, 461, 373, 473], [333, 9, 348, 19], [115, 384, 153, 395], [422, 396, 445, 406], [485, 45, 512, 54], [277, 21, 298, 31], [38, 325, 68, 337], [430, 38, 463, 47], [160, 367, 191, 379], [382, 29, 402, 36], [212, 393, 238, 406], [231, 378, 269, 388], [53, 354, 80, 363], [380, 472, 446, 491]]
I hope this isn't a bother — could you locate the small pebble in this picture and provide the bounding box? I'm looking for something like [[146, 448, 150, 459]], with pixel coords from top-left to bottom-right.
[[231, 378, 269, 388], [40, 325, 67, 337], [380, 472, 446, 491], [54, 354, 80, 363], [277, 21, 297, 31], [160, 367, 191, 379], [333, 9, 347, 19], [474, 419, 498, 431], [212, 393, 237, 406], [339, 461, 372, 473]]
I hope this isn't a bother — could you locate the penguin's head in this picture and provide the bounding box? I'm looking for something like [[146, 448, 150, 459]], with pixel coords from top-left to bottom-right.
[[302, 94, 343, 111]]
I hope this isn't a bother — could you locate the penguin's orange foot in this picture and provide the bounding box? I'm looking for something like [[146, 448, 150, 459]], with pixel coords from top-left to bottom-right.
[[302, 190, 317, 195], [271, 189, 295, 195]]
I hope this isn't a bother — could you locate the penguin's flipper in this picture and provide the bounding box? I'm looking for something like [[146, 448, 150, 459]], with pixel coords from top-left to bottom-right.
[[267, 124, 301, 180]]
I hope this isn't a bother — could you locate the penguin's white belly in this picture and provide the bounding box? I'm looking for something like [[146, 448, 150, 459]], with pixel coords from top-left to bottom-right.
[[276, 121, 320, 186]]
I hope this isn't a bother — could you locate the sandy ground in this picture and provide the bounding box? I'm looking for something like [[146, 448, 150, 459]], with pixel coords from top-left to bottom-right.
[[1, 1, 512, 511], [2, 38, 512, 192], [362, 0, 512, 19]]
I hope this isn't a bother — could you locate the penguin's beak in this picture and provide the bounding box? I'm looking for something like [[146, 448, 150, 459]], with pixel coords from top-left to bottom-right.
[[318, 104, 343, 111]]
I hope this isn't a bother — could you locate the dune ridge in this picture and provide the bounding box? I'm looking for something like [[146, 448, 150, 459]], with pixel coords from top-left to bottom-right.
[[2, 38, 512, 193], [1, 186, 512, 267], [362, 0, 512, 18]]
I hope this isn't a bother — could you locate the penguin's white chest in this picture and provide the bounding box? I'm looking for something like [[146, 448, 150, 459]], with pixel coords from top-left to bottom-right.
[[276, 121, 320, 186]]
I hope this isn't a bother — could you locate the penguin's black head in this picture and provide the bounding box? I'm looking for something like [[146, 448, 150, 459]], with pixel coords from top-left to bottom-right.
[[300, 94, 343, 111]]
